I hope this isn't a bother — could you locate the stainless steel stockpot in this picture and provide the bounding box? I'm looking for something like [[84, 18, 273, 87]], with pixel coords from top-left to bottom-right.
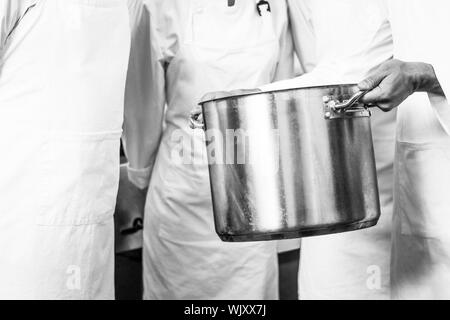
[[190, 84, 381, 242]]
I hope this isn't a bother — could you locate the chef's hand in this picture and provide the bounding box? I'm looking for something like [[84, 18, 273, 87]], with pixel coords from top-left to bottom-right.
[[115, 165, 147, 229], [190, 105, 203, 129], [358, 59, 444, 111]]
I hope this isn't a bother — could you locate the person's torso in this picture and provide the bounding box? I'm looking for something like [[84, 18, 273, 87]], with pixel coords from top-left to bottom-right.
[[147, 0, 289, 240], [0, 0, 131, 299], [287, 0, 395, 300], [0, 0, 130, 227], [385, 1, 450, 300]]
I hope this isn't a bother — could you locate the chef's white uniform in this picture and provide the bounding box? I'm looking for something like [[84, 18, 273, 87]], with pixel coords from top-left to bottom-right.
[[385, 0, 450, 300], [123, 0, 294, 299], [0, 0, 131, 299], [264, 0, 397, 299]]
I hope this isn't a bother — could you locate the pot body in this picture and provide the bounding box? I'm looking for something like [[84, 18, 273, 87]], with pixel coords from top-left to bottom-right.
[[199, 84, 380, 242]]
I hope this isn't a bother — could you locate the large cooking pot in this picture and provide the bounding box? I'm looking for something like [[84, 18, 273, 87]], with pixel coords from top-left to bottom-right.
[[190, 84, 381, 242]]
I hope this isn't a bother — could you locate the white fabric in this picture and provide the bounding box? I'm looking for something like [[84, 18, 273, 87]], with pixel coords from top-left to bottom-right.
[[0, 0, 130, 299], [384, 0, 450, 300], [0, 0, 35, 50], [264, 0, 396, 299], [123, 0, 294, 299]]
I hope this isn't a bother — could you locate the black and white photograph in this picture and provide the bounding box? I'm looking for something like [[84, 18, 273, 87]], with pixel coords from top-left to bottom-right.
[[1, 0, 450, 306]]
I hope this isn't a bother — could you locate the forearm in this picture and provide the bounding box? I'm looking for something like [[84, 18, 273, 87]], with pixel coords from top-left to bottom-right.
[[413, 62, 444, 95], [122, 115, 163, 189], [359, 59, 447, 111]]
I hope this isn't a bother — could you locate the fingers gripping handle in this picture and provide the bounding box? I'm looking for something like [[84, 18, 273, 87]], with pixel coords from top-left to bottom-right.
[[189, 107, 205, 130], [333, 90, 369, 110], [333, 90, 387, 112]]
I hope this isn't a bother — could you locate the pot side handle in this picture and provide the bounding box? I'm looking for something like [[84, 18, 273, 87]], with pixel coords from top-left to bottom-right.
[[334, 90, 386, 112], [189, 105, 205, 130]]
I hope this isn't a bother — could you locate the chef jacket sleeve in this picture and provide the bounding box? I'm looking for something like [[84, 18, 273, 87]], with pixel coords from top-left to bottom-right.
[[0, 0, 36, 52], [413, 2, 450, 135], [287, 0, 316, 74], [123, 0, 166, 189], [261, 0, 393, 91], [429, 59, 450, 134]]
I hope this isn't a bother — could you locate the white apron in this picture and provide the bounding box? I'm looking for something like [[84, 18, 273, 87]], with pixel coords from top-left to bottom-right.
[[0, 0, 130, 299], [386, 0, 450, 299], [124, 0, 294, 300]]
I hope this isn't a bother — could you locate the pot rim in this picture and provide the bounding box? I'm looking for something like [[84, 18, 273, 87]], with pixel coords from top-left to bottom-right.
[[198, 83, 358, 105]]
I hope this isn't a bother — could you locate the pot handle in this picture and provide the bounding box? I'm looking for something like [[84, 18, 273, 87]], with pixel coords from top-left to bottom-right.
[[333, 90, 369, 110], [189, 106, 205, 130], [334, 90, 387, 112]]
